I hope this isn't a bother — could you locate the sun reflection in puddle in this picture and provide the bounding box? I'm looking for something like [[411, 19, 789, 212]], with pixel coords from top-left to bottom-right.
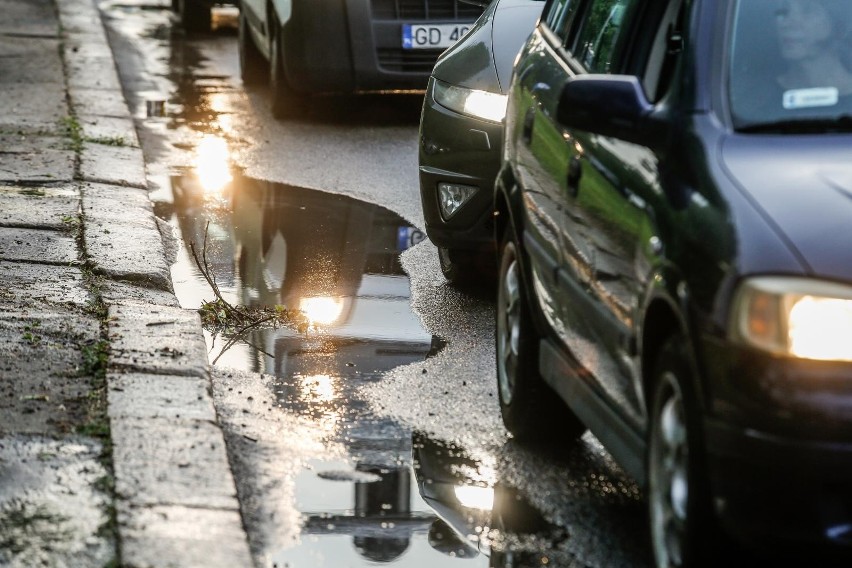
[[299, 296, 346, 327], [194, 135, 232, 194]]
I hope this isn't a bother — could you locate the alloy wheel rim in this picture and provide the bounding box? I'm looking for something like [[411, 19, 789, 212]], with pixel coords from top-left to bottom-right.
[[497, 253, 520, 405], [649, 372, 689, 567]]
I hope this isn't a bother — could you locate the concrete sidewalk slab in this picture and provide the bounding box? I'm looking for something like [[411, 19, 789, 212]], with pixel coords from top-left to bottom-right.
[[0, 136, 75, 184], [0, 84, 67, 133], [0, 36, 64, 83], [111, 418, 238, 509], [108, 373, 216, 421], [0, 311, 100, 436], [0, 185, 79, 230], [80, 142, 147, 188], [0, 262, 89, 308], [82, 182, 171, 289], [0, 227, 77, 265], [108, 302, 207, 377], [78, 114, 140, 147], [118, 505, 252, 568], [0, 0, 58, 37], [0, 436, 114, 567]]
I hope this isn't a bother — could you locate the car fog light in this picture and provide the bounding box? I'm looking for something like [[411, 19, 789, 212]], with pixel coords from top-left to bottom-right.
[[438, 183, 478, 220]]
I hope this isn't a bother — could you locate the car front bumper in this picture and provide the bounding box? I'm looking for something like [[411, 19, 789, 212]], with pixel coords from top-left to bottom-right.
[[701, 337, 852, 553], [418, 79, 502, 252], [282, 0, 482, 94]]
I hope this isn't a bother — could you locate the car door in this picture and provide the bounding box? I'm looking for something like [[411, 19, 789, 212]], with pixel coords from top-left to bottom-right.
[[557, 0, 686, 427], [510, 0, 585, 335]]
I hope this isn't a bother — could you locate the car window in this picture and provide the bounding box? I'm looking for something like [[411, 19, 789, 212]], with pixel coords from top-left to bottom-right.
[[729, 0, 852, 131], [573, 0, 639, 73], [642, 0, 686, 101], [543, 0, 580, 42]]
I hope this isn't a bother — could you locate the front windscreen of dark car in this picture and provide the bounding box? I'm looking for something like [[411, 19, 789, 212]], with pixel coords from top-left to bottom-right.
[[728, 0, 852, 132]]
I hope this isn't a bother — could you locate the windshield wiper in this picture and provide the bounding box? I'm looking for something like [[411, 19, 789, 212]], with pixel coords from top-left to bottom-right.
[[739, 114, 852, 134]]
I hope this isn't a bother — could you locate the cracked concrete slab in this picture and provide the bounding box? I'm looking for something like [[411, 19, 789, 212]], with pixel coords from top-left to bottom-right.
[[0, 227, 77, 265], [0, 83, 67, 133]]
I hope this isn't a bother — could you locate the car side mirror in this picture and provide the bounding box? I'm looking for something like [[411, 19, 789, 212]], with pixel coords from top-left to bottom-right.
[[557, 75, 657, 147]]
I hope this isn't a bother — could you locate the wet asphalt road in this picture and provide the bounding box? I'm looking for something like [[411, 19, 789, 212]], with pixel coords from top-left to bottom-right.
[[101, 2, 657, 566]]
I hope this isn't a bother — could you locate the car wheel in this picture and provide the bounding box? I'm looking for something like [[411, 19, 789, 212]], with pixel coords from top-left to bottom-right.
[[496, 228, 585, 445], [269, 22, 305, 119], [648, 336, 714, 568], [238, 10, 267, 85], [177, 0, 211, 33]]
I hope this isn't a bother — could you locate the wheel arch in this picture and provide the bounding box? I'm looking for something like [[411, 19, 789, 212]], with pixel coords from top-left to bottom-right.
[[639, 275, 704, 419]]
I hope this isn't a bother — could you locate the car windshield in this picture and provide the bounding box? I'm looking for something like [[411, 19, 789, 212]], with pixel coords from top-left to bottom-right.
[[728, 0, 852, 132]]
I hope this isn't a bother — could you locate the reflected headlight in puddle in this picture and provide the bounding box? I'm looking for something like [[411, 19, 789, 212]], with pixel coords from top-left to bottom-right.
[[454, 485, 494, 511], [299, 296, 345, 326]]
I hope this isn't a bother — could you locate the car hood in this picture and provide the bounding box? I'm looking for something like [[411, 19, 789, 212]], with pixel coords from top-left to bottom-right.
[[432, 0, 543, 94], [721, 134, 852, 281]]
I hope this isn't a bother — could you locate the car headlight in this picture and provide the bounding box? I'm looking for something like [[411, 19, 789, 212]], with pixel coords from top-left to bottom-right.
[[729, 277, 852, 361], [432, 79, 507, 123]]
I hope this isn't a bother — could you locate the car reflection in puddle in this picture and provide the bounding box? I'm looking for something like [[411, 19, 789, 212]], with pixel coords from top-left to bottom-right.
[[161, 170, 488, 565], [413, 432, 572, 568]]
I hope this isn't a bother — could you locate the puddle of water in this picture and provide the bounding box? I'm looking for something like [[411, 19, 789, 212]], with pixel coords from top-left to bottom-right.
[[161, 166, 433, 370]]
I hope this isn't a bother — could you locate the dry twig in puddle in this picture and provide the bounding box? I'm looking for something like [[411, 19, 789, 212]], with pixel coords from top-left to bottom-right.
[[189, 222, 309, 361]]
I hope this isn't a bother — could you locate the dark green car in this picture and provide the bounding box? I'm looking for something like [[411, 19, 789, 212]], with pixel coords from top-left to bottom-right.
[[418, 0, 544, 284], [496, 0, 852, 565]]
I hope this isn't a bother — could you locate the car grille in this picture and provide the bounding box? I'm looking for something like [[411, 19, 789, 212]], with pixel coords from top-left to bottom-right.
[[377, 47, 445, 73], [371, 0, 483, 20]]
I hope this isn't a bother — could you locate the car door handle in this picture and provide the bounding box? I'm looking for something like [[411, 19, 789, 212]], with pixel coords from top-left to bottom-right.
[[567, 155, 582, 196]]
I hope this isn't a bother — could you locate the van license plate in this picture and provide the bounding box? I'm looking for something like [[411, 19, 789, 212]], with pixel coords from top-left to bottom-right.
[[402, 24, 471, 50]]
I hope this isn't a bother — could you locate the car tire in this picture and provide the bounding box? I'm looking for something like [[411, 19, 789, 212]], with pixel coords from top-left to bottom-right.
[[269, 21, 305, 120], [496, 227, 586, 445], [238, 9, 266, 85], [648, 335, 716, 568], [437, 246, 475, 285], [177, 0, 211, 33]]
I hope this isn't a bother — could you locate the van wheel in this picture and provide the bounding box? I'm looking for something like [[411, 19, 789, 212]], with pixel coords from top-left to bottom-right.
[[496, 227, 585, 445], [238, 9, 267, 85], [648, 336, 714, 567], [270, 23, 305, 119], [177, 0, 211, 33]]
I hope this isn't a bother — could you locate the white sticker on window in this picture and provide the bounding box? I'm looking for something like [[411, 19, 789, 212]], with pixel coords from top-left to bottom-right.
[[783, 87, 839, 109]]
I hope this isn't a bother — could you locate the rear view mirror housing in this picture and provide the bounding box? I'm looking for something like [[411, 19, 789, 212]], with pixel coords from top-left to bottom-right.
[[557, 75, 659, 147]]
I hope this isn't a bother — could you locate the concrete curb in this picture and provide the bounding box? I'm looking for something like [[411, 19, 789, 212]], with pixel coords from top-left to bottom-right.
[[55, 0, 253, 565]]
